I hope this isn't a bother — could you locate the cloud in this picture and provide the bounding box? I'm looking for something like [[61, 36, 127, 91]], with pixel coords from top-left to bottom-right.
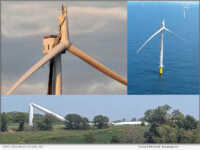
[[2, 80, 47, 95], [2, 79, 126, 95], [1, 2, 126, 38], [86, 81, 126, 94], [1, 1, 127, 94]]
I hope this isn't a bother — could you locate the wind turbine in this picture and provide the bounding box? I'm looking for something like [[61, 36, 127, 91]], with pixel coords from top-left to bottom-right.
[[137, 20, 184, 75], [6, 5, 127, 95], [184, 6, 188, 19], [29, 103, 66, 126], [183, 5, 197, 19]]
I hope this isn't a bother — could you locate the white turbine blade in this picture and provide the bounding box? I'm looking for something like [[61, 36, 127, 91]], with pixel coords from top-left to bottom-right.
[[67, 45, 127, 86], [6, 42, 67, 95], [137, 27, 163, 53], [31, 103, 66, 122], [164, 27, 184, 41]]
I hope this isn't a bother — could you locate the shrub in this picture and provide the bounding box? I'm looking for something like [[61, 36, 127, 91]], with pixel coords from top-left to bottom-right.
[[121, 127, 145, 143], [183, 115, 198, 130], [34, 114, 53, 131], [110, 135, 121, 143], [17, 122, 25, 131], [65, 114, 89, 130], [177, 129, 196, 143], [15, 112, 26, 131], [93, 115, 109, 129], [0, 113, 9, 132]]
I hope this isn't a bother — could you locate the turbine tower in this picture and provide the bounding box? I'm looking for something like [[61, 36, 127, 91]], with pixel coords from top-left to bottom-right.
[[29, 103, 66, 126], [6, 5, 127, 95], [137, 20, 184, 75]]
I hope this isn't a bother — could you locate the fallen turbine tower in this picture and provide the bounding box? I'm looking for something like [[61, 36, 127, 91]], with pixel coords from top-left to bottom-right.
[[29, 103, 66, 126]]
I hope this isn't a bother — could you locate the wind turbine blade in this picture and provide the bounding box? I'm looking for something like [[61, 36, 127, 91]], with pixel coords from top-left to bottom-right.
[[137, 27, 163, 53], [67, 45, 127, 86], [6, 43, 67, 95], [164, 27, 184, 41]]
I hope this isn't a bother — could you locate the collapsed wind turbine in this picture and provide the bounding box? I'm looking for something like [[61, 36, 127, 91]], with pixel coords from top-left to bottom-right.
[[137, 20, 184, 75], [29, 103, 66, 126], [6, 5, 127, 95]]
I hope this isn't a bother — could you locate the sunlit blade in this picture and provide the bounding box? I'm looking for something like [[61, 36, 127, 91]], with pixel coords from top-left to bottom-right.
[[67, 45, 127, 86], [137, 27, 163, 53], [164, 27, 184, 41], [6, 43, 67, 95]]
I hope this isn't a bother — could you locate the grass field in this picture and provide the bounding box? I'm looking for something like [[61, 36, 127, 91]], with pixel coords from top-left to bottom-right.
[[0, 124, 148, 144]]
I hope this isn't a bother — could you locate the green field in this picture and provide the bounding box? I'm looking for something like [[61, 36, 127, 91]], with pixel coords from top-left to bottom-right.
[[1, 124, 147, 144]]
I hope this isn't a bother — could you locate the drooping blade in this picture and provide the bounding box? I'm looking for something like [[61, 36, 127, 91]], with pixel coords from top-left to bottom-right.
[[137, 27, 163, 53], [67, 45, 127, 86], [164, 27, 184, 41], [6, 43, 67, 95]]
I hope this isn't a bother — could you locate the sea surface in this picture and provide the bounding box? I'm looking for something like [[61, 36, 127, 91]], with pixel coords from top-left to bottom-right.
[[128, 2, 199, 94]]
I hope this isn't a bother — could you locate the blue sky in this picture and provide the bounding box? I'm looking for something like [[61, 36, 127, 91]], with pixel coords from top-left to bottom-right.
[[1, 95, 199, 121]]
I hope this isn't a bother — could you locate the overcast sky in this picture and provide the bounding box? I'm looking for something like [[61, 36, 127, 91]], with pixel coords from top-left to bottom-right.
[[2, 95, 199, 121], [1, 1, 127, 94]]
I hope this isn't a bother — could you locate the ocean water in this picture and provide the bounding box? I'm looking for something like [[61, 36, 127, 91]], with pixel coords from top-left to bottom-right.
[[128, 2, 199, 94]]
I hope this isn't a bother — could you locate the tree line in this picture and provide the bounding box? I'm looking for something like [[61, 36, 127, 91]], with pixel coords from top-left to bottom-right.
[[1, 105, 200, 143], [0, 112, 109, 131]]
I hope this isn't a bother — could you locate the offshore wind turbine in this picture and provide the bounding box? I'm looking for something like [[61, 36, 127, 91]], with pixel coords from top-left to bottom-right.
[[183, 5, 197, 19], [184, 6, 188, 19], [137, 20, 184, 75]]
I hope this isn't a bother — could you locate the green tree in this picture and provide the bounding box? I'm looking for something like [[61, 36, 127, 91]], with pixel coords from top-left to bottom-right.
[[143, 105, 199, 143], [80, 117, 89, 129], [15, 112, 26, 131], [35, 120, 47, 130], [43, 114, 53, 130], [0, 113, 9, 132], [144, 123, 159, 143], [144, 105, 172, 143], [155, 124, 177, 143], [65, 114, 89, 130], [8, 112, 28, 124], [145, 124, 177, 143], [34, 114, 53, 130], [177, 129, 196, 143], [93, 115, 109, 129], [144, 105, 171, 125], [197, 121, 200, 130], [131, 117, 136, 121], [171, 110, 184, 128], [183, 115, 197, 130]]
